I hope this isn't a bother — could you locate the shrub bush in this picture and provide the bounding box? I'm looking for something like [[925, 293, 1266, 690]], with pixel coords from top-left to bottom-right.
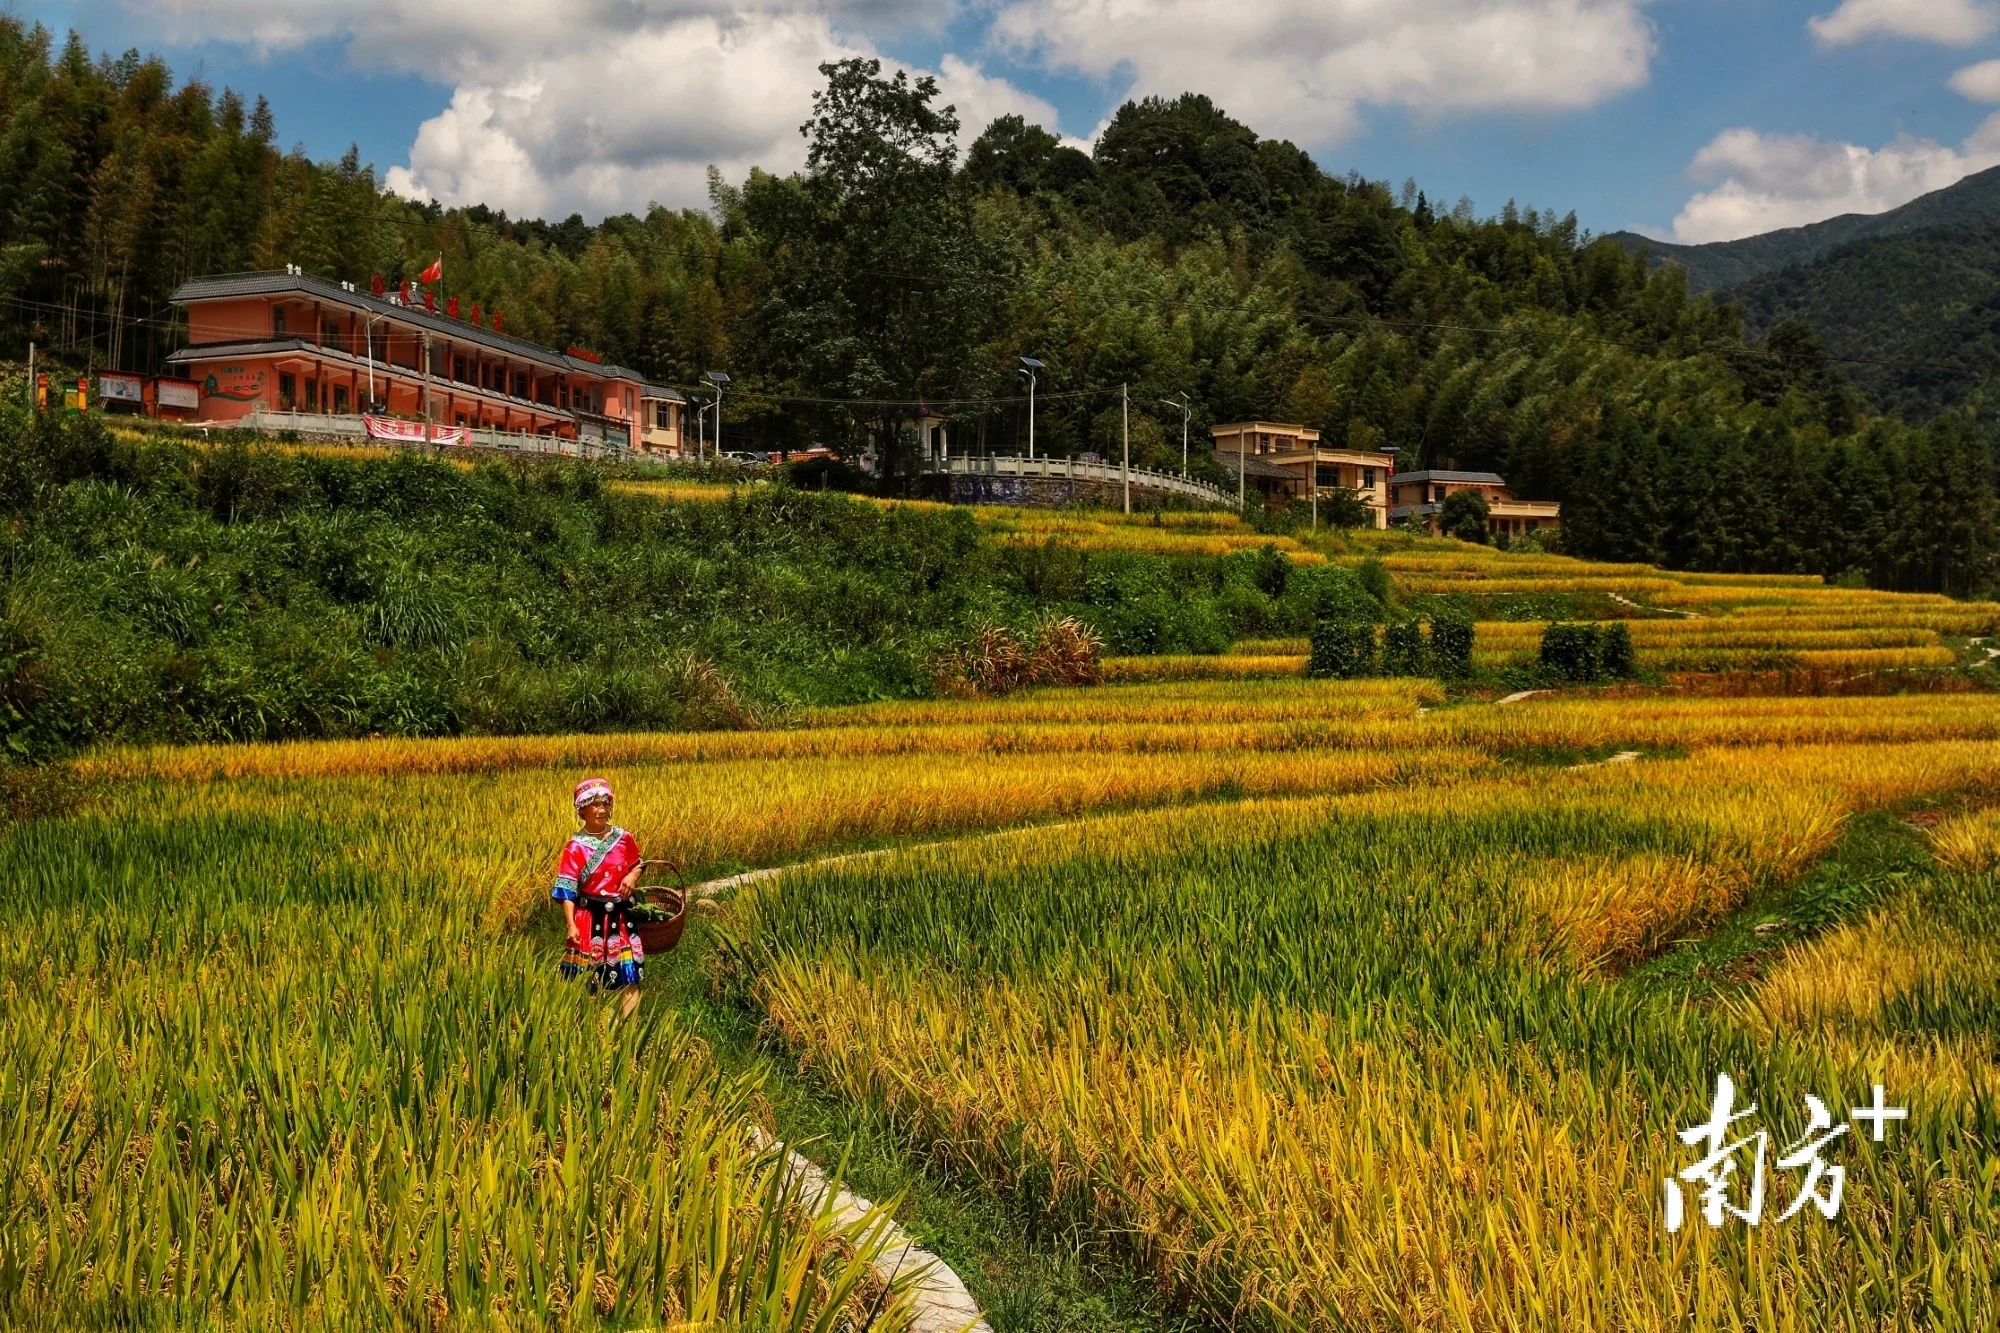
[[1600, 621, 1635, 679], [0, 413, 1053, 755], [1539, 622, 1603, 682], [1381, 620, 1429, 676], [1307, 618, 1377, 679], [1428, 609, 1475, 679], [1538, 621, 1637, 683]]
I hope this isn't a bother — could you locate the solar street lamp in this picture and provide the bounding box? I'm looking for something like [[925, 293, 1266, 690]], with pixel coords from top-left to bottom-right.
[[1019, 357, 1042, 461], [705, 371, 729, 459], [1159, 393, 1191, 476]]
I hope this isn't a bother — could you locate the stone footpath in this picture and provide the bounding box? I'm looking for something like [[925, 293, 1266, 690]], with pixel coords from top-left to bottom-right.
[[700, 864, 994, 1333]]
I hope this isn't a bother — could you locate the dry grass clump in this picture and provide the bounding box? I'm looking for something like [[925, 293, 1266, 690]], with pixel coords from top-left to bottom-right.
[[931, 616, 1104, 695]]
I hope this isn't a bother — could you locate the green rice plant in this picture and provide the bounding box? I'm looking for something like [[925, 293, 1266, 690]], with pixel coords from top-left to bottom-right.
[[0, 800, 912, 1330]]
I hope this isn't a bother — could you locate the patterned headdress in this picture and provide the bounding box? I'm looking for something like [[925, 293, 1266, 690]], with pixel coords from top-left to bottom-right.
[[572, 777, 615, 811]]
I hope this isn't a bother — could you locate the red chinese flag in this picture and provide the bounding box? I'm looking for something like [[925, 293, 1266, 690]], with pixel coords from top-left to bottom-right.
[[448, 296, 460, 319], [418, 256, 443, 285]]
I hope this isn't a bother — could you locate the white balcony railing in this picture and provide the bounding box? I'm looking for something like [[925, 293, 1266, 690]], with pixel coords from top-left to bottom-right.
[[239, 409, 635, 458]]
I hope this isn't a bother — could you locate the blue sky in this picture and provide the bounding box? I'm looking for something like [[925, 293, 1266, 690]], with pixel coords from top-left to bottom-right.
[[24, 0, 2000, 240]]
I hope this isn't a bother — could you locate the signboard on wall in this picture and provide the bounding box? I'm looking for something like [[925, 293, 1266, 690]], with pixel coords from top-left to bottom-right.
[[99, 372, 143, 403], [156, 379, 200, 410]]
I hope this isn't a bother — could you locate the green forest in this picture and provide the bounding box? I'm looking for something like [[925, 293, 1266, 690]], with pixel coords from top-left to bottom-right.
[[0, 17, 1996, 596]]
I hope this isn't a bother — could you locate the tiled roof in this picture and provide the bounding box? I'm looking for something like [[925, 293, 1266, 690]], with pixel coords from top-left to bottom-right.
[[1388, 469, 1507, 485], [166, 338, 319, 363], [169, 270, 674, 393], [1229, 454, 1302, 480]]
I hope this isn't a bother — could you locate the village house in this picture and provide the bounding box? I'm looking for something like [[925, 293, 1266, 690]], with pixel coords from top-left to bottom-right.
[[164, 269, 687, 453], [1387, 470, 1561, 540], [1209, 422, 1396, 524]]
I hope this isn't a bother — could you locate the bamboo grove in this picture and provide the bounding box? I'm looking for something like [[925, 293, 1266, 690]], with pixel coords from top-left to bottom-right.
[[2, 20, 1996, 592]]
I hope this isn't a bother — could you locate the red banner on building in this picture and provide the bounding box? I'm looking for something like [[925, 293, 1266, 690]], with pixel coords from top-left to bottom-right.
[[364, 416, 471, 446]]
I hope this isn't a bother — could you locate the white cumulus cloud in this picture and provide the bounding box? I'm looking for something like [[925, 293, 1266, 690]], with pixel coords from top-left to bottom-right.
[[989, 0, 1656, 147], [1808, 0, 1999, 46], [1949, 56, 2000, 98], [131, 0, 1664, 217], [1660, 118, 2000, 242], [132, 0, 1052, 216]]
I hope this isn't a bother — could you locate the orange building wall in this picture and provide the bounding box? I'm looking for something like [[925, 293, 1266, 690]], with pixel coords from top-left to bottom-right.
[[187, 297, 276, 344]]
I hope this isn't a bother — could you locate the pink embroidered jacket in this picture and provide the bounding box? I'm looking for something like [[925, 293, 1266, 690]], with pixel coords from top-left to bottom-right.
[[550, 827, 640, 902]]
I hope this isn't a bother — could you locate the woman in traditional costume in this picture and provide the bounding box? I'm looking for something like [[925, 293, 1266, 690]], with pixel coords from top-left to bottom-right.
[[551, 777, 645, 992]]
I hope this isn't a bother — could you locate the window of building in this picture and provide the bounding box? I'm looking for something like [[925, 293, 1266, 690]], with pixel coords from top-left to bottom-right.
[[322, 321, 341, 349], [1432, 485, 1444, 504], [559, 384, 569, 408], [453, 355, 468, 384], [278, 372, 295, 409], [655, 402, 672, 429], [305, 379, 318, 410], [455, 413, 467, 426], [334, 385, 349, 414]]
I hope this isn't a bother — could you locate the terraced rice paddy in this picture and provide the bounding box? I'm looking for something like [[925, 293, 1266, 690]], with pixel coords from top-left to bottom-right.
[[723, 689, 2000, 1330], [10, 675, 1999, 1328]]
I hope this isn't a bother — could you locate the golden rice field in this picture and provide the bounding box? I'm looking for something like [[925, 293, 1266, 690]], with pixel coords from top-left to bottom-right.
[[974, 507, 1329, 562], [13, 677, 2000, 1327], [719, 688, 2000, 1331]]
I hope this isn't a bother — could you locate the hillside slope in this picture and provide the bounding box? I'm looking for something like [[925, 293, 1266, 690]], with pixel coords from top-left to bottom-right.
[[1730, 222, 2000, 416], [1608, 164, 2000, 292]]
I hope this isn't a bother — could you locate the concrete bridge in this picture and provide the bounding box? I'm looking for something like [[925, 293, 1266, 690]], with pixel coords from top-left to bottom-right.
[[924, 454, 1235, 509]]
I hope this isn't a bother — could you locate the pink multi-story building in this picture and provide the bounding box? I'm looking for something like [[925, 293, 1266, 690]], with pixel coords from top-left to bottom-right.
[[165, 269, 687, 452]]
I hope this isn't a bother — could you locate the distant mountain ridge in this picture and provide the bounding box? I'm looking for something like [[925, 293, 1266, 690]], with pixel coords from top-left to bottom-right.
[[1607, 165, 2000, 293]]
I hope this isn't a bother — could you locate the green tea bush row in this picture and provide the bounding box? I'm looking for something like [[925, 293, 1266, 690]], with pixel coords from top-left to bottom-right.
[[1539, 621, 1636, 683], [1306, 609, 1475, 680]]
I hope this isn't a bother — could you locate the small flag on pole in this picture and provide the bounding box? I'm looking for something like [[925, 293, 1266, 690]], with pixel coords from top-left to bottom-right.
[[418, 256, 443, 285]]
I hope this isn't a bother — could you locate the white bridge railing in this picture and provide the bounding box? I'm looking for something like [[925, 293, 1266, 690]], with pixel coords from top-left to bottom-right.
[[931, 454, 1234, 507], [241, 410, 634, 458]]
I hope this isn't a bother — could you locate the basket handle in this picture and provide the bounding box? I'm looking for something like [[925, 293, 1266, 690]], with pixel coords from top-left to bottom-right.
[[636, 858, 687, 908]]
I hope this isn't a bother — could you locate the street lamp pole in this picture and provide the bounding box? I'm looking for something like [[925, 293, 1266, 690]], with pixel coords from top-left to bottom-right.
[[1121, 382, 1131, 514], [705, 371, 730, 460], [1018, 356, 1042, 461], [363, 313, 384, 412], [1159, 393, 1190, 477]]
